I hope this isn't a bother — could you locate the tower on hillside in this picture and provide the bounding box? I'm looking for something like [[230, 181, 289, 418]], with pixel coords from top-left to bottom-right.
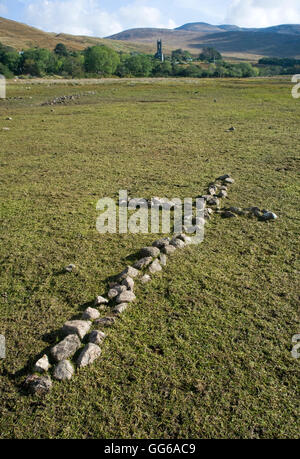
[[155, 39, 164, 62]]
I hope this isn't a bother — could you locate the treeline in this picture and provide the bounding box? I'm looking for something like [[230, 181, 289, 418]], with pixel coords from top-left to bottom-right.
[[0, 41, 291, 80], [258, 57, 300, 76]]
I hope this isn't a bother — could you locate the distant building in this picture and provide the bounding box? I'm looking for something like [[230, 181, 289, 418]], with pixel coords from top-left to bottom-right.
[[155, 39, 164, 62]]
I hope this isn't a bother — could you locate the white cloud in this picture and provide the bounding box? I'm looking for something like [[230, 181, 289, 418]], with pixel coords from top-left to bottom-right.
[[226, 0, 300, 28], [25, 0, 123, 36], [119, 3, 177, 29], [24, 0, 176, 37]]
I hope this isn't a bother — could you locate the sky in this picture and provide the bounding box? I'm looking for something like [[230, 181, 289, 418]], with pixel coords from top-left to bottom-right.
[[0, 0, 300, 37]]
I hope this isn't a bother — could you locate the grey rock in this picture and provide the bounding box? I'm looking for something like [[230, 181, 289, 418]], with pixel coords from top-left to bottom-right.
[[152, 238, 170, 249], [206, 197, 220, 207], [160, 253, 167, 266], [141, 274, 151, 284], [224, 177, 235, 184], [53, 360, 74, 381], [229, 206, 243, 215], [170, 238, 185, 249], [77, 343, 101, 368], [162, 245, 176, 255], [108, 285, 126, 299], [122, 276, 134, 291], [61, 320, 91, 339], [177, 233, 192, 244], [25, 374, 52, 395], [95, 317, 116, 327], [217, 174, 231, 181], [65, 264, 75, 273], [89, 330, 106, 345], [259, 211, 278, 221], [222, 211, 236, 219], [149, 259, 162, 274], [51, 334, 81, 362], [218, 190, 228, 198], [117, 266, 139, 280], [133, 257, 153, 269], [82, 307, 100, 320], [140, 247, 160, 258], [33, 354, 50, 373], [116, 290, 136, 304], [113, 303, 128, 314], [208, 186, 217, 195], [94, 296, 109, 306]]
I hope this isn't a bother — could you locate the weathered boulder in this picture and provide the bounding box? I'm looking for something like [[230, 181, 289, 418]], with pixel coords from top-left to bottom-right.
[[117, 266, 139, 280], [116, 290, 136, 304], [33, 354, 50, 373], [53, 360, 74, 381], [77, 343, 101, 368], [89, 330, 106, 344], [25, 374, 52, 395], [65, 264, 75, 273], [206, 197, 220, 207], [170, 238, 185, 249], [140, 274, 151, 284], [259, 211, 278, 221], [122, 276, 134, 291], [94, 296, 109, 306], [222, 211, 236, 219], [162, 244, 176, 255], [149, 259, 162, 274], [61, 320, 91, 339], [95, 317, 116, 327], [140, 247, 160, 258], [160, 254, 167, 266], [133, 257, 153, 269], [152, 238, 170, 249], [51, 334, 81, 362], [113, 303, 128, 314], [82, 307, 100, 320], [108, 285, 126, 299]]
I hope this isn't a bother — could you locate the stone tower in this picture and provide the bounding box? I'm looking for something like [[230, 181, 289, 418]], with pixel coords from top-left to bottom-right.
[[155, 39, 164, 62]]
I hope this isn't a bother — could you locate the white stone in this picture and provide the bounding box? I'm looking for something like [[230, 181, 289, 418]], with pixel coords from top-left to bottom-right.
[[89, 330, 106, 344], [77, 343, 101, 368], [51, 334, 81, 362], [113, 303, 128, 314], [53, 360, 74, 381], [33, 354, 50, 373], [116, 290, 136, 304], [61, 320, 91, 339], [94, 296, 109, 305], [82, 307, 100, 320]]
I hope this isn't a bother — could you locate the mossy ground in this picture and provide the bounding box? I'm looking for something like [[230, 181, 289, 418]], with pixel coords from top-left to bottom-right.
[[0, 77, 299, 438]]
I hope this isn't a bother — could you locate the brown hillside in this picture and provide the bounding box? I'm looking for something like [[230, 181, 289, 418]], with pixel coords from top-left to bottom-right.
[[0, 16, 148, 53]]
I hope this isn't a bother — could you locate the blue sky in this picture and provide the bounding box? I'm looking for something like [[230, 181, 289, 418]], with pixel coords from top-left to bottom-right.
[[0, 0, 300, 37]]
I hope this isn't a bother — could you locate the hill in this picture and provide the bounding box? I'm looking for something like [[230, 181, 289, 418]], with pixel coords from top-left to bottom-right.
[[0, 16, 148, 53], [108, 22, 300, 59]]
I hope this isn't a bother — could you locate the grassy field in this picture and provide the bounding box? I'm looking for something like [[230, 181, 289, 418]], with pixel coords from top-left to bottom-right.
[[0, 77, 299, 439]]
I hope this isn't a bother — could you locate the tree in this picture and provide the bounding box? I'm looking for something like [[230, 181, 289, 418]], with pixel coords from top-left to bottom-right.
[[124, 54, 153, 77], [172, 49, 193, 62], [84, 45, 120, 76], [199, 47, 222, 63], [54, 43, 68, 57]]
